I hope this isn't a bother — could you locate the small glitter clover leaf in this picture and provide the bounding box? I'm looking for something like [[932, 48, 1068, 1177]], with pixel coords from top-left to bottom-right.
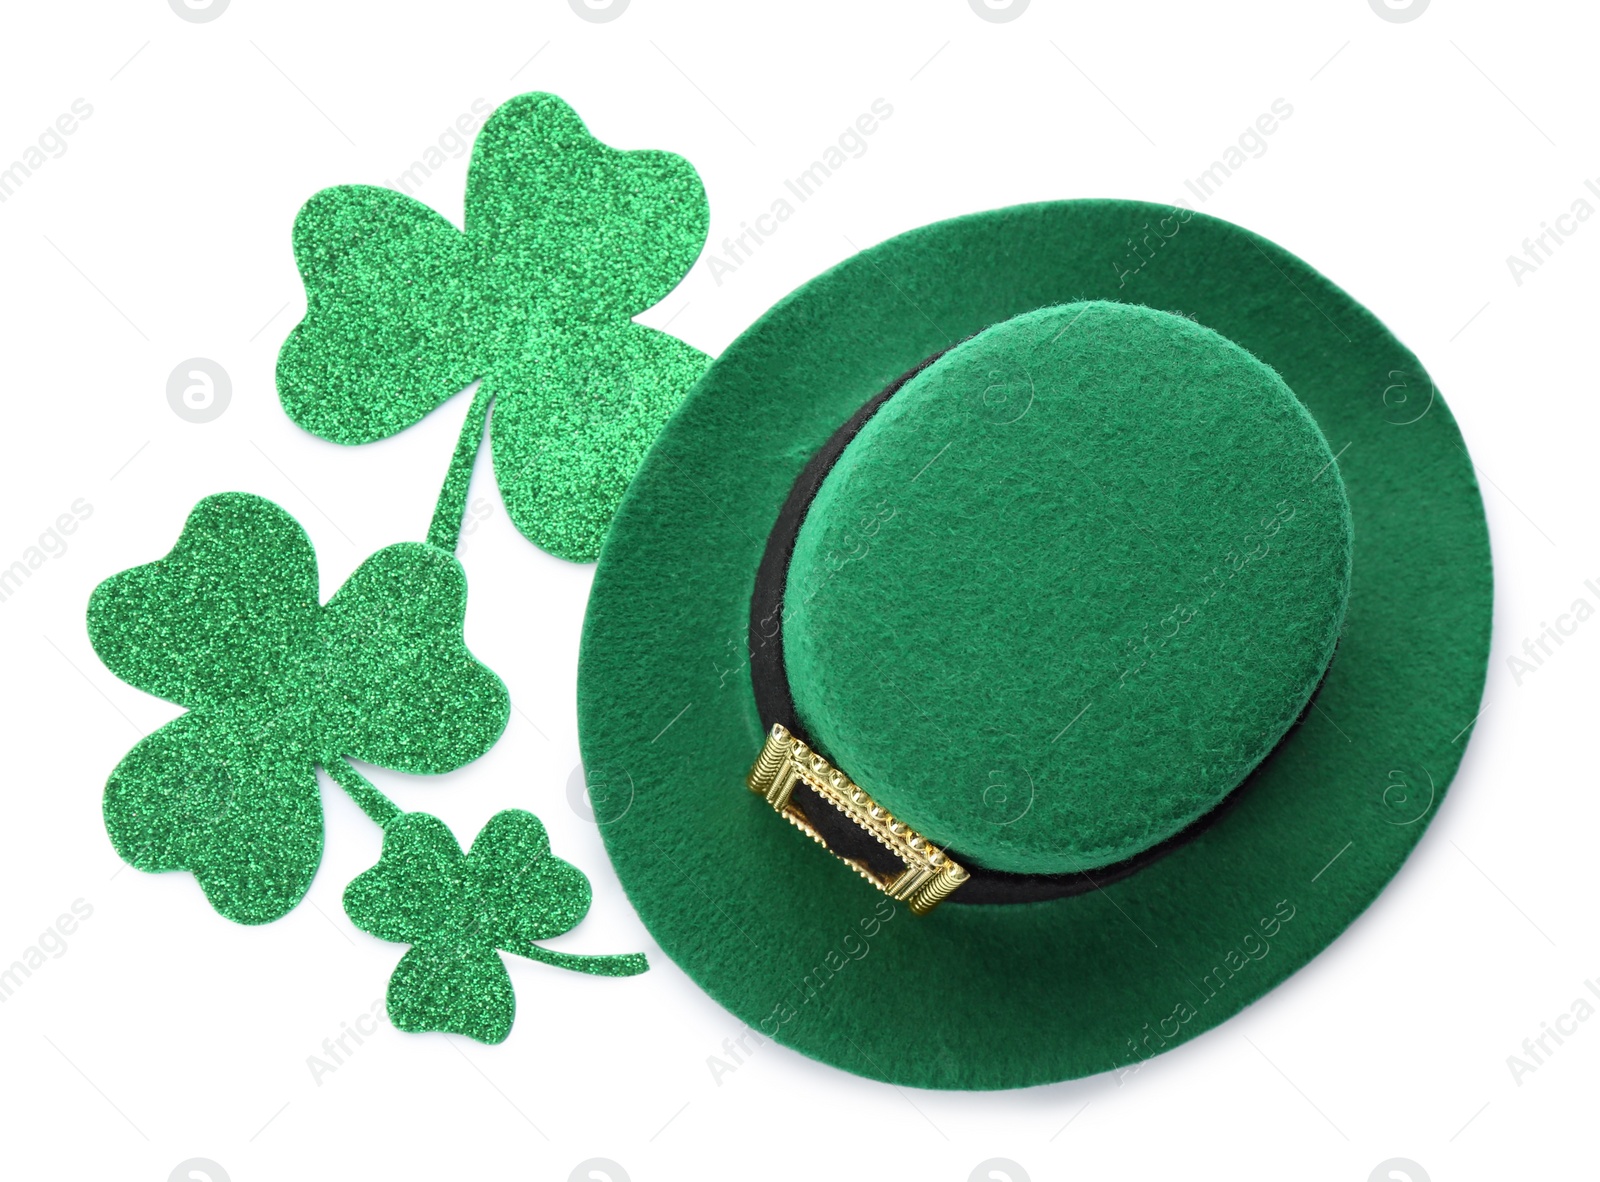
[[344, 809, 647, 1043], [276, 91, 711, 563], [87, 492, 509, 925]]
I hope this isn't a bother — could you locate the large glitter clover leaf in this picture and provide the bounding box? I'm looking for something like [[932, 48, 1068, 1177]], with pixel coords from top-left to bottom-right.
[[345, 810, 647, 1043], [87, 492, 510, 925], [276, 91, 710, 562]]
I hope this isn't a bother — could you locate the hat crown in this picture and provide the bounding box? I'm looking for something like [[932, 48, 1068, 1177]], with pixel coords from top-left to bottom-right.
[[781, 301, 1353, 875]]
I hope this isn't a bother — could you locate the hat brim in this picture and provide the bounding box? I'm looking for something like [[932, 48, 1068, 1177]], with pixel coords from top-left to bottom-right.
[[576, 199, 1491, 1090]]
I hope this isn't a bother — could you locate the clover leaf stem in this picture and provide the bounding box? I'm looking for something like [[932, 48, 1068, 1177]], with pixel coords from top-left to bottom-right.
[[425, 382, 495, 553], [516, 946, 649, 977], [323, 757, 403, 827]]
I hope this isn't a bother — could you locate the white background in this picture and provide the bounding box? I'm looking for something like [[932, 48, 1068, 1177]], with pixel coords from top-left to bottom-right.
[[0, 1, 1594, 1179]]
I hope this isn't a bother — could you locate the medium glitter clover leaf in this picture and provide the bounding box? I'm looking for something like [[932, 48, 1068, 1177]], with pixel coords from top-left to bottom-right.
[[343, 809, 647, 1043], [87, 492, 509, 925], [276, 91, 711, 562]]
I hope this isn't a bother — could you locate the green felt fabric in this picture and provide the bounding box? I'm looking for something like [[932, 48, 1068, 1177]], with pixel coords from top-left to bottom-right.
[[276, 92, 710, 561], [577, 200, 1492, 1089], [785, 302, 1352, 874]]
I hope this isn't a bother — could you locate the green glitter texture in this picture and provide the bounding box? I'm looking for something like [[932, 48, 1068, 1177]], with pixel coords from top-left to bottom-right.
[[427, 382, 493, 552], [90, 89, 674, 1046], [88, 492, 509, 924], [89, 490, 650, 1038], [344, 810, 647, 1044], [277, 91, 710, 561]]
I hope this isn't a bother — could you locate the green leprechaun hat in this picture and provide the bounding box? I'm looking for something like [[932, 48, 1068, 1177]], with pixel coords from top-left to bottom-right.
[[575, 199, 1492, 1090]]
